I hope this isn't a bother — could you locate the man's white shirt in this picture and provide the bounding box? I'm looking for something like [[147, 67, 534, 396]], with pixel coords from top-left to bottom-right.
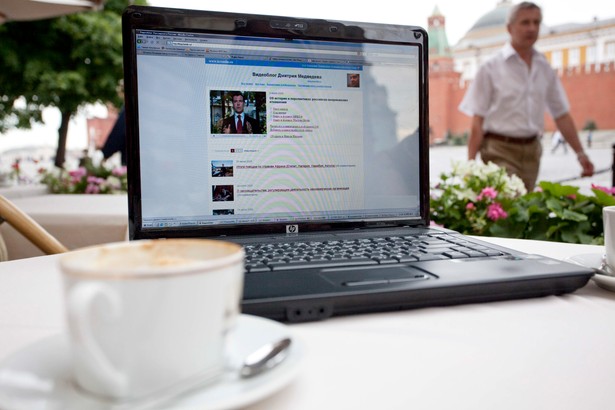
[[459, 42, 569, 136]]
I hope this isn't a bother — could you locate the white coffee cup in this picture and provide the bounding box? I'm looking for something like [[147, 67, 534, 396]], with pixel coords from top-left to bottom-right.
[[603, 206, 615, 269], [59, 239, 244, 400]]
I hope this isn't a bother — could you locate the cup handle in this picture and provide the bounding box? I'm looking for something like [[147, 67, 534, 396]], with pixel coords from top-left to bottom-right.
[[67, 282, 128, 396]]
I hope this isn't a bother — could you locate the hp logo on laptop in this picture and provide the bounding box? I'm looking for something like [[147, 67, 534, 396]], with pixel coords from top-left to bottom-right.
[[286, 225, 299, 234]]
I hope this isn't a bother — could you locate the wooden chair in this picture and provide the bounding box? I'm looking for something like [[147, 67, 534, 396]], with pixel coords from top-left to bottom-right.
[[0, 194, 68, 261]]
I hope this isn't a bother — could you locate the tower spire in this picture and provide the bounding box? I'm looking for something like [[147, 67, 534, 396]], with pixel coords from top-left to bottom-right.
[[428, 5, 451, 58]]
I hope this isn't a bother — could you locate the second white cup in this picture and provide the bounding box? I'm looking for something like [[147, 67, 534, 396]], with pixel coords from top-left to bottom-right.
[[603, 206, 615, 269]]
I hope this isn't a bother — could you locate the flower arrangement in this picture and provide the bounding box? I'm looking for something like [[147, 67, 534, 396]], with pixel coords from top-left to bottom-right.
[[39, 161, 127, 194], [430, 160, 526, 236], [431, 160, 615, 244], [491, 181, 615, 244]]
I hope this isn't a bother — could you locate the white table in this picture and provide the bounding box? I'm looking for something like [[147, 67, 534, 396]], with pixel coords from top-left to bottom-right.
[[0, 194, 128, 260], [0, 237, 613, 410]]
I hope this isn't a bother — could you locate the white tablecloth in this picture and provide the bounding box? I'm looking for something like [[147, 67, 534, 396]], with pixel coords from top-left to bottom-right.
[[0, 194, 128, 260], [0, 184, 48, 199], [0, 237, 613, 409]]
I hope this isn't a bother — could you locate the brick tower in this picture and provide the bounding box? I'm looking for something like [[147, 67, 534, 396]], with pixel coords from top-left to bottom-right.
[[427, 6, 461, 144]]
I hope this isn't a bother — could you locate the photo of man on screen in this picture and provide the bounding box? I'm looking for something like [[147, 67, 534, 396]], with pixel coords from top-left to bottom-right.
[[347, 73, 360, 88], [221, 92, 261, 134]]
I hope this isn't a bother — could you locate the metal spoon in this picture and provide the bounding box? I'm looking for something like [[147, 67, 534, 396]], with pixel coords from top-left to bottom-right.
[[240, 337, 292, 378], [112, 337, 292, 410]]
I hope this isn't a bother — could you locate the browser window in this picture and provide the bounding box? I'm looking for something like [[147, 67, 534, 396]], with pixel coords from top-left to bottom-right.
[[134, 30, 421, 229]]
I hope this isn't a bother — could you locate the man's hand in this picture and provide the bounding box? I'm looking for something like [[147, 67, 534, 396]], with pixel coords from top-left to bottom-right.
[[467, 115, 484, 160], [578, 153, 594, 177], [222, 124, 231, 134]]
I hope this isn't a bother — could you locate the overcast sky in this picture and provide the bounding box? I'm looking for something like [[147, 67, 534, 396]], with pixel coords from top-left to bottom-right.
[[148, 0, 613, 45]]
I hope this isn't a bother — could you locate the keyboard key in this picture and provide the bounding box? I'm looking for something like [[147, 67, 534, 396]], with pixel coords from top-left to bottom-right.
[[415, 254, 449, 262], [460, 250, 487, 258], [246, 263, 271, 273], [442, 251, 469, 259], [392, 255, 419, 263]]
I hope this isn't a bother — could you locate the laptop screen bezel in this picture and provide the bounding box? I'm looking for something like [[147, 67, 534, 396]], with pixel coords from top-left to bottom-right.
[[122, 6, 430, 240]]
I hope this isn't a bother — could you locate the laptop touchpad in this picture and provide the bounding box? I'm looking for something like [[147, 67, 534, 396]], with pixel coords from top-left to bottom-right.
[[321, 266, 433, 287]]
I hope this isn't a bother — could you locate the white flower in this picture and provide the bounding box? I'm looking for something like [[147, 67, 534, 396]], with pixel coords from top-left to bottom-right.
[[452, 160, 472, 177], [503, 175, 527, 196], [446, 160, 526, 199], [453, 187, 477, 202], [106, 176, 122, 190], [482, 161, 502, 176]]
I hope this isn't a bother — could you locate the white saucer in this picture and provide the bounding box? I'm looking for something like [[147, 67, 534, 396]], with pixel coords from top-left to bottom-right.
[[0, 315, 303, 410], [563, 253, 615, 292]]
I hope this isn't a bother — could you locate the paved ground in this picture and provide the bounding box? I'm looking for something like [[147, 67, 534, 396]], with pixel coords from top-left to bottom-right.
[[430, 130, 615, 194]]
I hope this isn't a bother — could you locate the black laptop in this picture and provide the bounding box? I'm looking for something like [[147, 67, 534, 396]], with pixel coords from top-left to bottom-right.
[[121, 6, 593, 322]]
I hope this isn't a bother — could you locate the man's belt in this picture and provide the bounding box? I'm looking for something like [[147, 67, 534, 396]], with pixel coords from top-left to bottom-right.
[[484, 132, 538, 145]]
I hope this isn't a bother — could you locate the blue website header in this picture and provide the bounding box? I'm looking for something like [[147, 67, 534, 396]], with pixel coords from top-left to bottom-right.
[[205, 58, 363, 71]]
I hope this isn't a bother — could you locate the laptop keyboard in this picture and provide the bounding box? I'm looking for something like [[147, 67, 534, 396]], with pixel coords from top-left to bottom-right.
[[244, 233, 509, 273]]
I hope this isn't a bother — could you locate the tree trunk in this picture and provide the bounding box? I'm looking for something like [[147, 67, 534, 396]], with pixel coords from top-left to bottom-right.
[[54, 110, 71, 168]]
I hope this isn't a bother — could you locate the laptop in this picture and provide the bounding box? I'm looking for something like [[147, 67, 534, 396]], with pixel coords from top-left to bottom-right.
[[121, 6, 593, 322]]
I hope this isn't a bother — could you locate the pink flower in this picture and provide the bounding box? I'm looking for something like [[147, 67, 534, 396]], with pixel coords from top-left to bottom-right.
[[69, 167, 87, 179], [567, 194, 577, 200], [487, 202, 508, 221], [466, 202, 475, 210], [112, 166, 127, 177], [477, 187, 497, 201], [591, 184, 615, 195], [87, 176, 105, 185], [85, 183, 101, 194]]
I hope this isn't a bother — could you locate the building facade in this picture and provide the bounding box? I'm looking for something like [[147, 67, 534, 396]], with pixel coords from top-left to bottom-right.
[[429, 0, 615, 144]]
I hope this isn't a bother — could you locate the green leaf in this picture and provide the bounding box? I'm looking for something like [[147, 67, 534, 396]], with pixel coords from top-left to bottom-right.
[[560, 209, 588, 222], [539, 181, 580, 197], [591, 189, 615, 206], [490, 221, 524, 238], [560, 228, 593, 244], [545, 197, 564, 213]]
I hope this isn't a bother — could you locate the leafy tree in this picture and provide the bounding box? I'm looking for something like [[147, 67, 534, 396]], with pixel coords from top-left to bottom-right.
[[0, 0, 145, 167]]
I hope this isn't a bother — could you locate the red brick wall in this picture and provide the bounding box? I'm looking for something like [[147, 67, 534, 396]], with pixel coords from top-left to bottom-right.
[[429, 62, 615, 144], [545, 62, 615, 131], [449, 81, 471, 139], [429, 55, 464, 143]]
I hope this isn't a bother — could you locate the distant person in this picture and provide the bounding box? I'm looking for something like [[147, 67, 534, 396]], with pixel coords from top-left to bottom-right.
[[550, 130, 567, 153], [458, 1, 593, 191], [221, 92, 260, 134], [347, 73, 360, 88], [101, 107, 126, 165]]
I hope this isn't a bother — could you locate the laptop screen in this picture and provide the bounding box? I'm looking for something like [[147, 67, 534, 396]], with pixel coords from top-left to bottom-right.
[[125, 10, 427, 237]]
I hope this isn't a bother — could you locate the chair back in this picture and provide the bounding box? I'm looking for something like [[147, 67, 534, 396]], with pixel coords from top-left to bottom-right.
[[0, 195, 68, 260]]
